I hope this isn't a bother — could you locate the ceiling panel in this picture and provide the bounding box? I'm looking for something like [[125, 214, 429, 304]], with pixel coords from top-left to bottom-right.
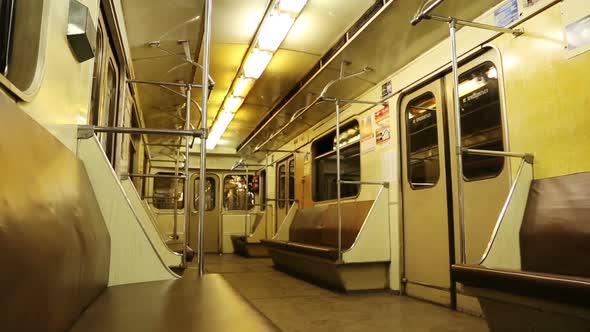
[[239, 0, 505, 158], [282, 0, 376, 54]]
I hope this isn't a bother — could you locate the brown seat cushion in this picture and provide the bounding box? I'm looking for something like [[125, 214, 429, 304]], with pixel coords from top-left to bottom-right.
[[452, 264, 590, 308], [70, 275, 279, 332], [261, 239, 339, 260], [520, 172, 590, 278]]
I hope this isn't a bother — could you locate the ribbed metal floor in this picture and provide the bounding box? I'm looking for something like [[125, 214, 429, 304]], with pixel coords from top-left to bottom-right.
[[182, 255, 488, 332]]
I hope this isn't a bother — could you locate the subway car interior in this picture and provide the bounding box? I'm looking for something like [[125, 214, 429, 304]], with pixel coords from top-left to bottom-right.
[[2, 0, 590, 331]]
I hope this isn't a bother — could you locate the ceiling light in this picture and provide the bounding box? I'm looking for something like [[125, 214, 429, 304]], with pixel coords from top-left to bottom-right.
[[207, 0, 308, 150], [224, 96, 245, 113], [232, 76, 255, 98], [279, 0, 308, 14], [243, 49, 273, 79], [257, 13, 295, 51]]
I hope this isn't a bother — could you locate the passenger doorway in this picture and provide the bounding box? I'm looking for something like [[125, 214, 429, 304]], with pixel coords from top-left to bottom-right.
[[275, 156, 295, 233], [400, 50, 510, 308], [190, 174, 221, 253]]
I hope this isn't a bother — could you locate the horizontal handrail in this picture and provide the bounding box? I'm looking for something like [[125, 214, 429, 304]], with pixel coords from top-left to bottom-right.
[[124, 173, 186, 179], [93, 127, 204, 137], [339, 180, 389, 188], [462, 148, 534, 163]]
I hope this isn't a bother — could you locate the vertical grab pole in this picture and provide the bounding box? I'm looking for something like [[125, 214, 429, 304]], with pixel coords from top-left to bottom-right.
[[245, 165, 249, 237], [335, 100, 342, 262], [198, 0, 213, 277], [449, 19, 467, 264], [173, 147, 180, 241], [182, 84, 192, 268]]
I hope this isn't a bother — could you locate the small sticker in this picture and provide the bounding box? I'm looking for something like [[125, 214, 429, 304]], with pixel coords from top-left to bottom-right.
[[381, 80, 393, 99], [522, 0, 541, 8], [495, 0, 519, 28]]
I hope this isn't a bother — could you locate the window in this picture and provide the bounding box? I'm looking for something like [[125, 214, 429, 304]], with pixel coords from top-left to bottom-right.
[[89, 25, 103, 126], [223, 175, 254, 211], [194, 177, 216, 211], [0, 0, 47, 97], [258, 170, 266, 211], [406, 92, 440, 189], [278, 165, 286, 208], [153, 172, 185, 209], [459, 62, 504, 180], [104, 62, 119, 164], [312, 121, 361, 202], [0, 0, 15, 76]]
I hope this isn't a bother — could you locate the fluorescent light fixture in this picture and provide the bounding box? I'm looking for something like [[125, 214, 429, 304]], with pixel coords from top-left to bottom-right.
[[207, 111, 235, 150], [224, 96, 245, 113], [243, 49, 273, 79], [257, 13, 295, 51], [279, 0, 307, 14], [232, 76, 255, 98], [207, 0, 308, 150]]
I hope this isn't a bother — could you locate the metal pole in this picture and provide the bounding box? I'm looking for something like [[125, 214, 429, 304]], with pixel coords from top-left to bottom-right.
[[183, 84, 192, 268], [450, 19, 467, 264], [172, 144, 179, 242], [335, 100, 342, 262], [245, 166, 250, 237], [198, 0, 212, 277]]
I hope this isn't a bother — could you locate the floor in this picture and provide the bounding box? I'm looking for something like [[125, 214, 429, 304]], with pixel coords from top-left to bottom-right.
[[185, 254, 489, 332]]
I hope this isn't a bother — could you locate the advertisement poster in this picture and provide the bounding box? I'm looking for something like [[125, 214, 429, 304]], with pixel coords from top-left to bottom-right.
[[359, 114, 376, 153], [374, 105, 391, 145]]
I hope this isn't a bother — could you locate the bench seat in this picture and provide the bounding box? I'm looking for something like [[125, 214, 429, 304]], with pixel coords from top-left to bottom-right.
[[261, 239, 339, 261], [70, 275, 278, 332], [262, 200, 390, 290], [452, 264, 590, 308]]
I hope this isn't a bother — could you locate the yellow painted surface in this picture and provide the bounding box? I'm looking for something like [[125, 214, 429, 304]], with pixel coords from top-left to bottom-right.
[[18, 0, 100, 152], [493, 4, 590, 179]]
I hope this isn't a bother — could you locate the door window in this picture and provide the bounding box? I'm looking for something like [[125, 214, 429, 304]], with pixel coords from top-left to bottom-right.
[[153, 172, 185, 209], [406, 92, 440, 189], [458, 62, 504, 180], [278, 165, 286, 208], [194, 177, 216, 211], [288, 159, 295, 205], [223, 175, 254, 211]]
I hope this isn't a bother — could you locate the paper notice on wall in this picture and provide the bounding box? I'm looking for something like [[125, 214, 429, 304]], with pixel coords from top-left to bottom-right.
[[374, 105, 391, 146], [360, 114, 376, 154], [380, 149, 396, 183]]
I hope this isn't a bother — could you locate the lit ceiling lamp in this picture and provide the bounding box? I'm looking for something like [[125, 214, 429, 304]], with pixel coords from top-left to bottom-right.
[[207, 0, 308, 150]]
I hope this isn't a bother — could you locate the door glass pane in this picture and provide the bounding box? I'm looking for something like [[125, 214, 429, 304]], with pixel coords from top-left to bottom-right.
[[223, 175, 254, 211], [288, 159, 295, 205], [278, 165, 286, 208], [0, 0, 15, 75], [194, 177, 215, 211], [153, 172, 184, 209], [459, 61, 504, 180], [406, 92, 440, 189]]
